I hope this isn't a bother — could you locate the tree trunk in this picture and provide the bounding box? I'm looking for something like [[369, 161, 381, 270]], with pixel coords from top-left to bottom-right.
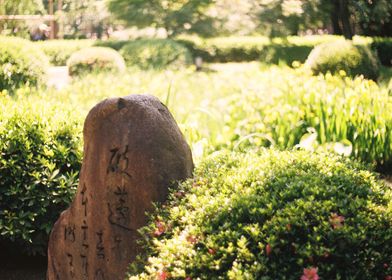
[[338, 0, 353, 39], [331, 0, 343, 35]]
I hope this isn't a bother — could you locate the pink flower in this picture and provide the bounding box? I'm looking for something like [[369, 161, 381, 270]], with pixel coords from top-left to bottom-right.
[[153, 221, 166, 237], [186, 235, 197, 244], [266, 244, 272, 256], [208, 248, 216, 255], [301, 267, 319, 280], [385, 276, 392, 280], [330, 213, 345, 229], [174, 191, 185, 198], [158, 271, 170, 280]]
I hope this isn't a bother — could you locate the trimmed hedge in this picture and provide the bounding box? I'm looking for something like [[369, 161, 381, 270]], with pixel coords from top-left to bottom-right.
[[35, 39, 93, 66], [67, 46, 126, 76], [0, 97, 82, 255], [93, 36, 392, 66], [129, 150, 392, 279], [176, 35, 339, 64], [305, 40, 380, 80], [120, 39, 192, 70], [0, 36, 49, 92]]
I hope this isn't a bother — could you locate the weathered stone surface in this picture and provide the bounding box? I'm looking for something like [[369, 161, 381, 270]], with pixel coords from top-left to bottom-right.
[[47, 95, 194, 280]]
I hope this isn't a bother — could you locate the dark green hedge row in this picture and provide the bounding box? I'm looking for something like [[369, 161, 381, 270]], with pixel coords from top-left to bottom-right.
[[129, 150, 392, 279], [0, 100, 82, 255], [34, 36, 392, 67], [177, 36, 392, 66], [176, 36, 327, 64]]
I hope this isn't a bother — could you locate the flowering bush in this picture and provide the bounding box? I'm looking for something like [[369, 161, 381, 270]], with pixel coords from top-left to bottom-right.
[[129, 150, 392, 279]]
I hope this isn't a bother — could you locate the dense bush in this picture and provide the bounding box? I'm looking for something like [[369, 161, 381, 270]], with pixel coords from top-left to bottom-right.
[[305, 40, 380, 80], [372, 37, 392, 66], [0, 36, 49, 92], [130, 150, 392, 279], [35, 39, 93, 66], [0, 97, 82, 255], [67, 46, 126, 76], [120, 39, 192, 69]]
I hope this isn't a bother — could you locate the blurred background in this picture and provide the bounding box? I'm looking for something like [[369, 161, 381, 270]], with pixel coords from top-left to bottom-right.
[[1, 0, 391, 40]]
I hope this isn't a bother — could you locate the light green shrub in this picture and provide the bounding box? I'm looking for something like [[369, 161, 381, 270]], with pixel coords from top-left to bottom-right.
[[67, 46, 126, 76], [305, 40, 380, 80]]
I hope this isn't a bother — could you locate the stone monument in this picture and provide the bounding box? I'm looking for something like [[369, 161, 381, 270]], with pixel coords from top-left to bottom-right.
[[47, 95, 194, 280]]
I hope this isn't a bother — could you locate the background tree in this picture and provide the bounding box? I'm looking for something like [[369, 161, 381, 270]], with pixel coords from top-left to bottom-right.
[[107, 0, 215, 37], [0, 0, 44, 36], [256, 0, 392, 39], [257, 0, 330, 37], [355, 0, 392, 37]]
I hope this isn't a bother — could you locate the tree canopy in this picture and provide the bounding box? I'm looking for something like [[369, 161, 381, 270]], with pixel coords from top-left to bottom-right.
[[107, 0, 214, 37], [107, 0, 392, 38]]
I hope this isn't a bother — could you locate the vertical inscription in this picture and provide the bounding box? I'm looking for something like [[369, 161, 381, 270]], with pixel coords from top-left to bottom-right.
[[95, 269, 105, 280], [112, 235, 122, 260], [107, 185, 131, 231], [80, 183, 89, 278], [80, 254, 88, 279], [64, 224, 76, 242], [81, 220, 89, 250], [96, 230, 105, 259], [66, 253, 75, 278], [107, 145, 132, 178], [81, 183, 88, 217]]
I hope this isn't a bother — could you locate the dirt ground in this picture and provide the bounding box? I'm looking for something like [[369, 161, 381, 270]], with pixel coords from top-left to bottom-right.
[[0, 254, 46, 280]]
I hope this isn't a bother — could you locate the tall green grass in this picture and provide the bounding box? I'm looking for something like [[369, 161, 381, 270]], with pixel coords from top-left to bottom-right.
[[3, 62, 392, 167]]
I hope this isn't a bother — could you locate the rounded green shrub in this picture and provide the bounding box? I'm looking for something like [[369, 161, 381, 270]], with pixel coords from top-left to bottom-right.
[[0, 99, 82, 255], [130, 150, 392, 279], [119, 39, 192, 70], [67, 46, 126, 76], [305, 40, 380, 80], [0, 36, 49, 92]]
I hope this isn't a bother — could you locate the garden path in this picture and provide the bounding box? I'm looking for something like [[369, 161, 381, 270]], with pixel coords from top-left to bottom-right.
[[47, 66, 69, 89]]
